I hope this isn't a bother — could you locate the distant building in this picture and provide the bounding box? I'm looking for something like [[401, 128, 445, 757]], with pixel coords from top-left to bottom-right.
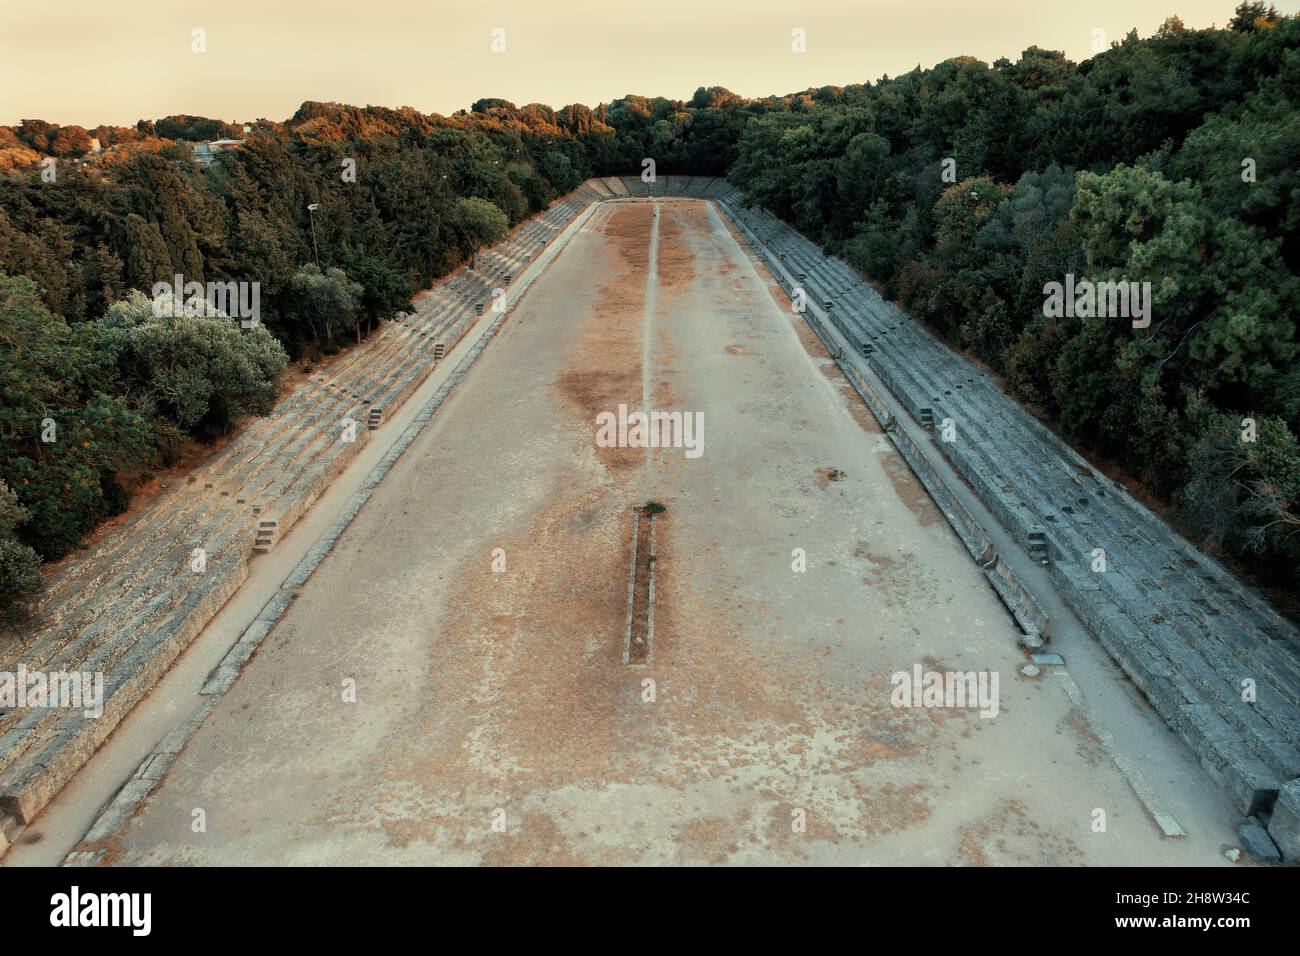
[[191, 139, 245, 167]]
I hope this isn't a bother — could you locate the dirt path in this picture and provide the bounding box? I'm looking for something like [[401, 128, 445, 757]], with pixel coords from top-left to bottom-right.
[[85, 200, 1238, 865]]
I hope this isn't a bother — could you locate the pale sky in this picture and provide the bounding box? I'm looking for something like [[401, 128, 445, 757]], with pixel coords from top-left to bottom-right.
[[3, 0, 1297, 127]]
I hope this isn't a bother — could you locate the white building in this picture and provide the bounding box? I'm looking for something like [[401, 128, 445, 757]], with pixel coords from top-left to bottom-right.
[[191, 139, 244, 167]]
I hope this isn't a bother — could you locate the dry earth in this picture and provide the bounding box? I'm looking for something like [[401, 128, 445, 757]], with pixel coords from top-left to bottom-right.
[[81, 200, 1238, 865]]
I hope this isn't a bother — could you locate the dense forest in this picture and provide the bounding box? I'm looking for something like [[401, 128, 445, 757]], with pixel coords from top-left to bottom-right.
[[1, 2, 1297, 614], [720, 6, 1300, 605]]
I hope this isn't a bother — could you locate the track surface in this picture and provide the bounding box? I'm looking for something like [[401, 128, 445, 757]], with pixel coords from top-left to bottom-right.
[[85, 200, 1237, 864]]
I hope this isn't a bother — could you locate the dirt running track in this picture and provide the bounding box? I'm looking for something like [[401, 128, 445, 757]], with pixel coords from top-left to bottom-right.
[[89, 200, 1237, 865]]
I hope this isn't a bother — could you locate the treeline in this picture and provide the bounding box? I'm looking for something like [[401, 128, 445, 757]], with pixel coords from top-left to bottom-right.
[[2, 1, 1297, 614], [726, 5, 1300, 600], [0, 100, 627, 612]]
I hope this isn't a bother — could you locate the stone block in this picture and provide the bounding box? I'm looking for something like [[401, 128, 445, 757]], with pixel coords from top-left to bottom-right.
[[1266, 778, 1300, 863]]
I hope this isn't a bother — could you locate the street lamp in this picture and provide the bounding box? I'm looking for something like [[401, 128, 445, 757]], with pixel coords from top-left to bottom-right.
[[307, 203, 321, 268]]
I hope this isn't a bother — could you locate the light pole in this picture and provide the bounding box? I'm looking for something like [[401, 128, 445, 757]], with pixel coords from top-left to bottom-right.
[[307, 203, 321, 269]]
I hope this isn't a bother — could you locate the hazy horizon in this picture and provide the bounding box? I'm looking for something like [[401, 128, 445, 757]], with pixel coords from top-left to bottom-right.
[[4, 0, 1297, 128]]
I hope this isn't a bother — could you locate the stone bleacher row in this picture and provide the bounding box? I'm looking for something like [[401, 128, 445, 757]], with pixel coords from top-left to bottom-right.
[[0, 181, 609, 835], [584, 175, 733, 200], [714, 188, 1300, 827], [13, 171, 1285, 850]]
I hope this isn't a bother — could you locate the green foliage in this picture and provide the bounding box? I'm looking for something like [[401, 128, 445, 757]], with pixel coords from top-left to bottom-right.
[[1182, 411, 1300, 579], [0, 99, 620, 572], [1231, 2, 1282, 31], [0, 272, 285, 573], [1168, 49, 1300, 257], [103, 291, 289, 434], [339, 247, 412, 330], [152, 115, 242, 141], [722, 8, 1300, 594], [1072, 164, 1299, 417], [451, 197, 510, 254], [282, 264, 365, 356], [0, 478, 42, 614], [0, 273, 154, 560], [1, 7, 1297, 600]]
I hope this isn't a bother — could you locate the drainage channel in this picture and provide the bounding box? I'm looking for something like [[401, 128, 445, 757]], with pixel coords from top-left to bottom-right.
[[623, 505, 659, 666]]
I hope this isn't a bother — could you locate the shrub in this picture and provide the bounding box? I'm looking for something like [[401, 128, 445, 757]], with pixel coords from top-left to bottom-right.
[[1181, 412, 1300, 573], [0, 479, 42, 614], [0, 274, 155, 560], [279, 265, 364, 357], [104, 290, 289, 435]]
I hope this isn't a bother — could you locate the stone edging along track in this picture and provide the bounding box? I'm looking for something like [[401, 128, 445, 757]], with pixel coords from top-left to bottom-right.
[[722, 205, 1051, 648], [6, 174, 1298, 862], [63, 267, 557, 865]]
